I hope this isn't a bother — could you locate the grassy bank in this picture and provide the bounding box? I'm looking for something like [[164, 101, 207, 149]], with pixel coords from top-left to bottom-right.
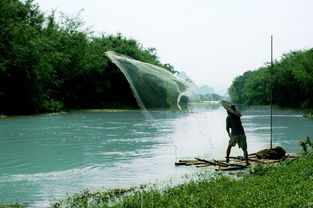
[[303, 109, 313, 119], [0, 204, 22, 208], [51, 153, 313, 208]]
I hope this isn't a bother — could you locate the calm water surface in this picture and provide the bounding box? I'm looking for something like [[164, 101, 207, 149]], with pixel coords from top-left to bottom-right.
[[0, 103, 312, 207]]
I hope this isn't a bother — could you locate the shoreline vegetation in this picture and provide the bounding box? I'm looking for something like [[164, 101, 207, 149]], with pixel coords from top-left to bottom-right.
[[50, 153, 313, 207], [1, 104, 312, 120], [2, 152, 311, 208], [303, 110, 313, 119], [0, 107, 186, 119], [228, 48, 313, 117], [1, 0, 179, 116]]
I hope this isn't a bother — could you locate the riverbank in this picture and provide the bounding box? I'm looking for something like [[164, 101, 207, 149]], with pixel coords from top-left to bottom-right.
[[0, 108, 140, 119], [302, 109, 313, 119], [48, 153, 313, 208], [1, 104, 312, 120], [0, 204, 21, 208]]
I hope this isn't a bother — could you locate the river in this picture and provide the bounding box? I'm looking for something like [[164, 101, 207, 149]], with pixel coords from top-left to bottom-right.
[[0, 102, 312, 207]]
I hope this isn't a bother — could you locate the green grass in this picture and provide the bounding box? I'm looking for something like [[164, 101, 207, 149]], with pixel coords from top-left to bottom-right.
[[51, 154, 313, 208], [0, 204, 22, 208], [303, 111, 313, 119]]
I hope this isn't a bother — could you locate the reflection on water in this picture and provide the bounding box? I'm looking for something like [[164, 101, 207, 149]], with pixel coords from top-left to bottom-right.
[[0, 103, 312, 207]]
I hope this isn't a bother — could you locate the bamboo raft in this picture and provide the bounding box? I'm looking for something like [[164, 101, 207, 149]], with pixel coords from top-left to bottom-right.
[[175, 153, 284, 171]]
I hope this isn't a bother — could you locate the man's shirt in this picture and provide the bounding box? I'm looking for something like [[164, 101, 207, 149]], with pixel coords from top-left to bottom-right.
[[226, 114, 245, 136]]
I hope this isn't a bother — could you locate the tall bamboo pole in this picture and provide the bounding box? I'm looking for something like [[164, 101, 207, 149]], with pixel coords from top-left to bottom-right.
[[270, 35, 273, 149]]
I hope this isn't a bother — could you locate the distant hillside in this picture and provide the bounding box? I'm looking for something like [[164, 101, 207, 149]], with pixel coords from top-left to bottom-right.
[[197, 85, 215, 95], [177, 72, 214, 95], [177, 72, 223, 101]]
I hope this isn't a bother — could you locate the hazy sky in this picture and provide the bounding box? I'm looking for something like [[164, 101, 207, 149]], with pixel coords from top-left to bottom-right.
[[35, 0, 313, 94]]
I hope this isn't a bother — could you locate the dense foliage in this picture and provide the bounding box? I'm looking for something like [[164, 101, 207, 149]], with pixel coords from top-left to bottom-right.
[[229, 49, 313, 110], [0, 0, 175, 115], [51, 154, 313, 208]]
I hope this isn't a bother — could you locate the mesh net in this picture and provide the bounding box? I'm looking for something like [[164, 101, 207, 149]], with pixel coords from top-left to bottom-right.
[[105, 51, 197, 112]]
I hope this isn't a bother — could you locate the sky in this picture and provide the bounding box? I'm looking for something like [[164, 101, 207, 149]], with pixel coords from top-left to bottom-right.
[[35, 0, 313, 95]]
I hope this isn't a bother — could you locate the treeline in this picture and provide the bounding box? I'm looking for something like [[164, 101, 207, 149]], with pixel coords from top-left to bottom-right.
[[0, 0, 175, 115], [199, 93, 223, 101], [229, 49, 313, 110]]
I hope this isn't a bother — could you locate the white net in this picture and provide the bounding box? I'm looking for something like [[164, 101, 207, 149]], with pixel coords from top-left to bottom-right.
[[105, 51, 197, 113]]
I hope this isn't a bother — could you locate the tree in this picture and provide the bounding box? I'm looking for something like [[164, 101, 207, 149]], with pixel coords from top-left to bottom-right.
[[228, 49, 313, 111], [0, 0, 178, 114]]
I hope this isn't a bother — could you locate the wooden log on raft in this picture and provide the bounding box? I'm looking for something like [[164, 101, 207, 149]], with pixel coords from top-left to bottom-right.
[[195, 158, 247, 168], [195, 158, 219, 166], [179, 160, 199, 163], [196, 163, 213, 168], [175, 162, 188, 166], [228, 156, 267, 164], [175, 149, 290, 169], [213, 160, 247, 168], [175, 160, 207, 166], [259, 159, 281, 163]]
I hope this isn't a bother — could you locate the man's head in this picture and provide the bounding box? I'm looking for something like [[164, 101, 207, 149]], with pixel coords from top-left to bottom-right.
[[227, 105, 236, 115], [221, 100, 241, 117]]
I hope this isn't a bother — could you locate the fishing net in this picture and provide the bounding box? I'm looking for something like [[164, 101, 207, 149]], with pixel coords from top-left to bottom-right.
[[105, 51, 197, 112]]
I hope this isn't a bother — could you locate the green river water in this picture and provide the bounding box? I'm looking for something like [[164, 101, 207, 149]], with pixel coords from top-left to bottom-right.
[[0, 103, 312, 207]]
